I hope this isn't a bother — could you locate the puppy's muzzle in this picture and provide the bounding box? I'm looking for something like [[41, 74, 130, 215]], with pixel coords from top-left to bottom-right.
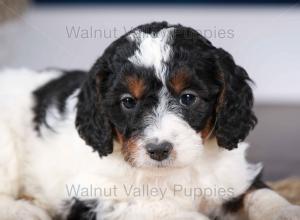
[[145, 141, 173, 161]]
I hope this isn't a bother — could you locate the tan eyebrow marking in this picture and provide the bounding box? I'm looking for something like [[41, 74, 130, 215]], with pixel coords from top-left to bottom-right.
[[126, 76, 145, 99], [170, 69, 191, 94]]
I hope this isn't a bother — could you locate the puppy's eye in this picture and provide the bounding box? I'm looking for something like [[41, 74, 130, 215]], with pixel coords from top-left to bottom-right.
[[180, 91, 198, 106], [121, 94, 137, 110]]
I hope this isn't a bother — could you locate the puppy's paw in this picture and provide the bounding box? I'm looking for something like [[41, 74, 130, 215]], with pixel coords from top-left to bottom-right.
[[12, 200, 51, 220], [274, 205, 300, 220], [97, 199, 131, 220], [60, 198, 98, 220]]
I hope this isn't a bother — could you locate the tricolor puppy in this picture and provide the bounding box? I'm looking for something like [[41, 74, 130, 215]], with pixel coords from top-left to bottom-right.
[[0, 22, 299, 220]]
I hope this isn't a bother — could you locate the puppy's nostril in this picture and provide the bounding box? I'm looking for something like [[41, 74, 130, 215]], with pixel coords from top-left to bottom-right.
[[160, 141, 173, 152], [145, 141, 173, 161]]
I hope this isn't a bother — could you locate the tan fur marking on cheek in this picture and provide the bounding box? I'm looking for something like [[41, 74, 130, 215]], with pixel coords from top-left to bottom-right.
[[18, 194, 34, 201], [126, 76, 145, 99], [202, 72, 225, 141], [115, 129, 124, 145], [201, 117, 213, 140], [170, 69, 190, 94], [122, 138, 139, 166], [116, 128, 138, 165]]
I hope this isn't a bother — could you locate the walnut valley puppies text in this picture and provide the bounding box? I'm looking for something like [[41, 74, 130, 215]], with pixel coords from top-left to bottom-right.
[[65, 184, 235, 200], [65, 25, 235, 40]]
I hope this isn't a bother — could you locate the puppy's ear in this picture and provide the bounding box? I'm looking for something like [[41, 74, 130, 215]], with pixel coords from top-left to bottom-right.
[[214, 48, 257, 150], [76, 59, 113, 156]]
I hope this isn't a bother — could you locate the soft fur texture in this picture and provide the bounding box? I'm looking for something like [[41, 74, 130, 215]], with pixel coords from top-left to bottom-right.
[[0, 22, 299, 220]]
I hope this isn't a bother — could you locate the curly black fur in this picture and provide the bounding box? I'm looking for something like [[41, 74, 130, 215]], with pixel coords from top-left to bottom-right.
[[214, 49, 257, 150], [75, 21, 257, 155], [33, 70, 86, 132], [75, 59, 113, 156], [65, 198, 97, 220]]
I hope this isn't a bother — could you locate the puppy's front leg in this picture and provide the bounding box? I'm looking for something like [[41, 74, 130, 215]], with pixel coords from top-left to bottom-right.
[[245, 189, 300, 220], [61, 198, 211, 220], [61, 198, 130, 220]]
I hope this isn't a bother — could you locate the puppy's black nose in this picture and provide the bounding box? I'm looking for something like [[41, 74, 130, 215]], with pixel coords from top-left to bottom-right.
[[145, 141, 173, 161]]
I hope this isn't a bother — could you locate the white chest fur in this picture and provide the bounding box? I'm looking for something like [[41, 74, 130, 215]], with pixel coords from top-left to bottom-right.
[[23, 117, 261, 217]]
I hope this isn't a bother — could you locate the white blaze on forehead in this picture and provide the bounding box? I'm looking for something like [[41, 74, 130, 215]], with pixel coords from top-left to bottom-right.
[[127, 28, 174, 82], [144, 87, 180, 130], [144, 88, 184, 142]]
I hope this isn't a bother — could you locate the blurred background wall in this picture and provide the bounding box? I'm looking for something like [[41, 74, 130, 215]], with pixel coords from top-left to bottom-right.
[[0, 0, 299, 180]]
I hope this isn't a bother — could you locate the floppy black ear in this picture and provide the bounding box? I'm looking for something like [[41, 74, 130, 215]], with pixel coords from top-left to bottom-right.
[[214, 48, 257, 150], [75, 59, 113, 156]]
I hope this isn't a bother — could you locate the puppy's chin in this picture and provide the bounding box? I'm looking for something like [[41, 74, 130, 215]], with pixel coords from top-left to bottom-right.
[[131, 149, 201, 170], [123, 154, 178, 169], [138, 158, 177, 169]]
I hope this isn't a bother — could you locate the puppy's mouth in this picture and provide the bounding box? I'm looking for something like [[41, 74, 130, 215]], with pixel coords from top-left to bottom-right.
[[144, 153, 176, 168]]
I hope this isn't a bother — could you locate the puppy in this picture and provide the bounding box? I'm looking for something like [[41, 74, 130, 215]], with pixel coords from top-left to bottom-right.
[[0, 22, 299, 220]]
